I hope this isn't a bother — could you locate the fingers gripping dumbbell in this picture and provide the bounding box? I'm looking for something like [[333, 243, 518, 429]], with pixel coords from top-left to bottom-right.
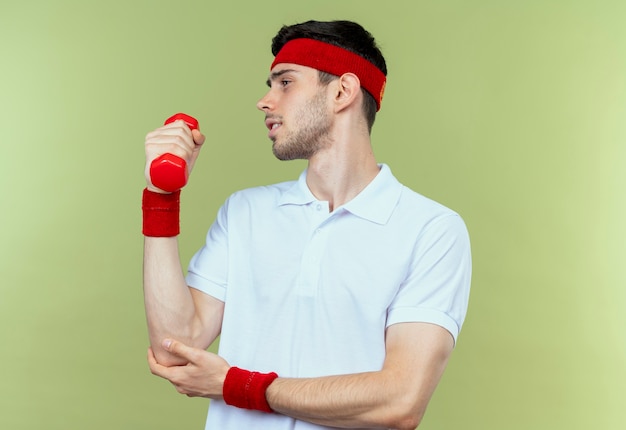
[[149, 113, 199, 192]]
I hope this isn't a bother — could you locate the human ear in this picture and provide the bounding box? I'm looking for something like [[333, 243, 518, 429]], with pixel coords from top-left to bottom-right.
[[334, 73, 361, 112]]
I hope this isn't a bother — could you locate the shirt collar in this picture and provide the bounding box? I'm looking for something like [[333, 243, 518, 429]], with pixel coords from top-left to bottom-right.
[[278, 169, 318, 206], [342, 164, 403, 225], [278, 164, 403, 225]]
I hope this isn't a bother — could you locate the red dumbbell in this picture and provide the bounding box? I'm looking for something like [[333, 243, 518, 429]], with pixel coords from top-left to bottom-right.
[[149, 113, 200, 192]]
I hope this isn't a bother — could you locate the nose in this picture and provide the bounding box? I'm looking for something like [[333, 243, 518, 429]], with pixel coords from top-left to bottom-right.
[[256, 89, 273, 112]]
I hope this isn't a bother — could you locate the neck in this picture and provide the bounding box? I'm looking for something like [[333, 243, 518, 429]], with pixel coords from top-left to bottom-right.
[[305, 125, 379, 212]]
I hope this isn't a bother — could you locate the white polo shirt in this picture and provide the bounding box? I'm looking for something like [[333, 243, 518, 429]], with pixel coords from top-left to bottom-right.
[[186, 164, 471, 430]]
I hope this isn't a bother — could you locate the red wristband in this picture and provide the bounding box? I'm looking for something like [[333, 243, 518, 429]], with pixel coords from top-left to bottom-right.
[[223, 367, 279, 413], [142, 188, 181, 237]]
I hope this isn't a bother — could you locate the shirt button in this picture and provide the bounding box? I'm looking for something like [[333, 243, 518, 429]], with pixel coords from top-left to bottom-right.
[[316, 204, 322, 211]]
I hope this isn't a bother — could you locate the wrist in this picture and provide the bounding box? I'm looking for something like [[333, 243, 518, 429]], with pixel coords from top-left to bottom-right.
[[142, 188, 181, 237], [223, 367, 279, 413]]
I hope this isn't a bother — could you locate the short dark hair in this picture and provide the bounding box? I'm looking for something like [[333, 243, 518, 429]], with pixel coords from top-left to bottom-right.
[[271, 20, 387, 132]]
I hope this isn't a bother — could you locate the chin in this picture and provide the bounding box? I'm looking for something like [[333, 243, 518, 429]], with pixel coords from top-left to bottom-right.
[[272, 149, 295, 161], [272, 146, 303, 161]]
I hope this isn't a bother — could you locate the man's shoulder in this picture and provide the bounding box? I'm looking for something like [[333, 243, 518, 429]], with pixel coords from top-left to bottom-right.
[[397, 184, 460, 219], [226, 179, 297, 206]]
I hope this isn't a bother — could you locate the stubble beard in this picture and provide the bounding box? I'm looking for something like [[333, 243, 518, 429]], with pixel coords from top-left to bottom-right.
[[272, 90, 332, 161]]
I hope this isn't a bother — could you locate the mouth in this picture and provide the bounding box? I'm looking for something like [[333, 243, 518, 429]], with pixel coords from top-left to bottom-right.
[[265, 117, 283, 137]]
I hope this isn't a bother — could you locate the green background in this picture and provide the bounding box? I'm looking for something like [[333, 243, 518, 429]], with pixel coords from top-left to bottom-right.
[[1, 0, 624, 429]]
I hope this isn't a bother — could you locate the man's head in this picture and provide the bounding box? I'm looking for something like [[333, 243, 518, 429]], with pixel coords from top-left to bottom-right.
[[270, 20, 387, 132]]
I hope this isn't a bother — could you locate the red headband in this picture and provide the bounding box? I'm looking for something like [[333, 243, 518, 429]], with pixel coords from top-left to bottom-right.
[[271, 38, 386, 111]]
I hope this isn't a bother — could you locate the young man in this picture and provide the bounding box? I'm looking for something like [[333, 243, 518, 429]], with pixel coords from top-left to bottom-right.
[[142, 20, 471, 430]]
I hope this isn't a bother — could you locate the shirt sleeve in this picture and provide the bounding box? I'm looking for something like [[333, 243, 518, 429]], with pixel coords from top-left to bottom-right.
[[185, 198, 230, 302], [386, 213, 472, 344]]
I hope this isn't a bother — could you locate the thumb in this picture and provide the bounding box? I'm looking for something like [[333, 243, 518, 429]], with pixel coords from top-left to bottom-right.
[[188, 130, 205, 172], [162, 338, 196, 361], [192, 129, 206, 147]]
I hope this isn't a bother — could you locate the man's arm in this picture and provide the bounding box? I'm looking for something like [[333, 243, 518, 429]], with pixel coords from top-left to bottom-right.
[[142, 121, 224, 366], [266, 322, 454, 429], [149, 321, 454, 430], [143, 237, 224, 366]]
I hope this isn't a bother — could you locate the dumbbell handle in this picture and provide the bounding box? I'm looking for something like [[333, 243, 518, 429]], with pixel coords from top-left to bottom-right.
[[149, 113, 200, 192]]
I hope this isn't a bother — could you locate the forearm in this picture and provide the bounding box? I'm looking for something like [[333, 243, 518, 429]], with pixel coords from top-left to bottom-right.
[[266, 371, 425, 430], [264, 324, 454, 430], [143, 236, 201, 365]]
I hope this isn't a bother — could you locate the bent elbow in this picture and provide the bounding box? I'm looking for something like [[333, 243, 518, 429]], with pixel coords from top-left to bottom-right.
[[390, 413, 422, 430], [385, 398, 425, 430]]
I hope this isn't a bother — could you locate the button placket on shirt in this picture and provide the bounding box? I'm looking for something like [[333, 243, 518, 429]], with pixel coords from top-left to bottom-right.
[[297, 201, 331, 297]]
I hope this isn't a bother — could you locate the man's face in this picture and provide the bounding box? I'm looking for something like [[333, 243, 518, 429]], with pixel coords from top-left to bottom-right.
[[257, 63, 332, 161]]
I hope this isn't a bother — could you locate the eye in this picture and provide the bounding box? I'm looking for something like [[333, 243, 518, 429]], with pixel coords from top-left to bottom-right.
[[280, 80, 291, 87]]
